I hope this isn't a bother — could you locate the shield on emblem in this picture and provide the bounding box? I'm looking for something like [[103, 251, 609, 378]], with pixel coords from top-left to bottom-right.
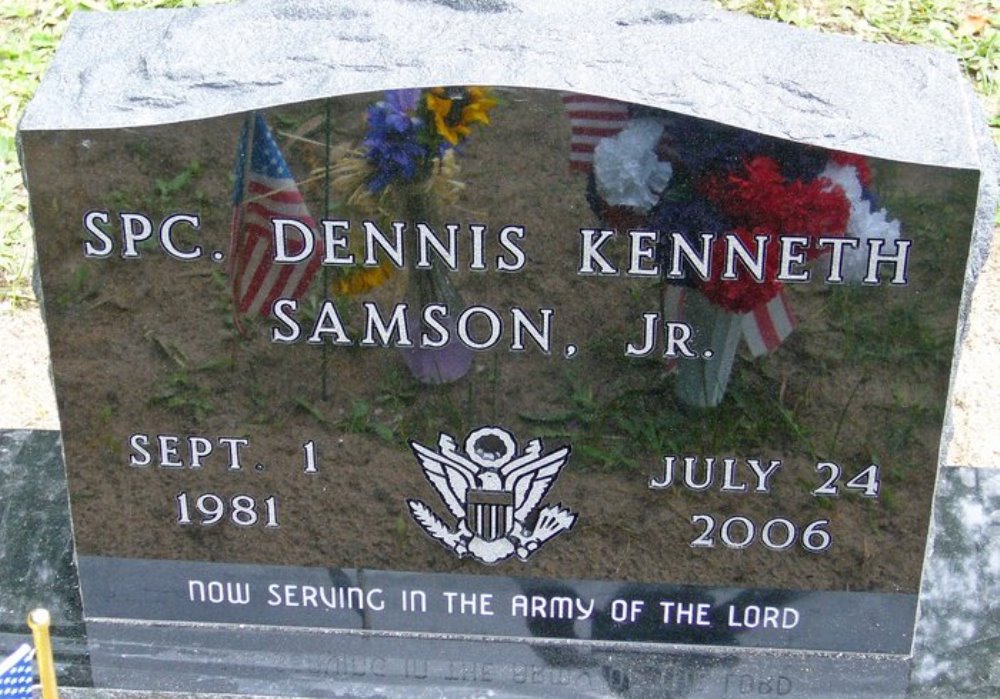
[[466, 489, 514, 542]]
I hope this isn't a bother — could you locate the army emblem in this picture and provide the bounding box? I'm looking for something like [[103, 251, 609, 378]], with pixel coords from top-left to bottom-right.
[[407, 426, 576, 564]]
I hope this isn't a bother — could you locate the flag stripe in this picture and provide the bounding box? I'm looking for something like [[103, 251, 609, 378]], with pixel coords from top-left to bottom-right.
[[0, 644, 32, 675], [238, 235, 273, 312], [661, 284, 687, 374], [247, 180, 308, 206], [742, 290, 797, 356], [570, 126, 629, 137], [252, 257, 299, 317], [245, 197, 313, 220], [562, 93, 630, 173], [237, 220, 271, 272], [570, 138, 612, 150], [748, 303, 780, 355], [563, 112, 630, 123], [238, 212, 317, 316], [775, 291, 796, 338], [289, 251, 324, 301]]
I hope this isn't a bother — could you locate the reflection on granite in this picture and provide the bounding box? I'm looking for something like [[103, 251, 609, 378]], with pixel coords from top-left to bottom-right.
[[82, 621, 911, 698], [910, 466, 1000, 696]]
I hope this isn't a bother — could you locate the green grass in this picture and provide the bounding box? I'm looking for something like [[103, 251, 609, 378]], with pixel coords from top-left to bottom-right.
[[1, 0, 997, 308], [716, 1, 999, 119]]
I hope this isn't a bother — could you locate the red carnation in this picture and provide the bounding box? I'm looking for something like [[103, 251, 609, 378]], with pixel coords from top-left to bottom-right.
[[697, 227, 784, 314], [599, 202, 651, 233], [700, 155, 850, 263]]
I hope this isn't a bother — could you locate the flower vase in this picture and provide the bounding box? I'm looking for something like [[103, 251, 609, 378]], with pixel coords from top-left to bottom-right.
[[674, 289, 742, 408], [398, 264, 474, 384], [395, 185, 474, 384]]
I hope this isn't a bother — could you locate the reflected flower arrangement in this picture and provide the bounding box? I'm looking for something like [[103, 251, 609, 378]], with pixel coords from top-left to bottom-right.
[[329, 87, 498, 383], [358, 86, 497, 194], [593, 113, 900, 312], [572, 98, 904, 405]]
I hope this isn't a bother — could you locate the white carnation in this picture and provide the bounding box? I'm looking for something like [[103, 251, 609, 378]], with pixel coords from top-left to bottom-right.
[[820, 161, 864, 202], [821, 161, 902, 283], [594, 118, 673, 212], [841, 207, 903, 283]]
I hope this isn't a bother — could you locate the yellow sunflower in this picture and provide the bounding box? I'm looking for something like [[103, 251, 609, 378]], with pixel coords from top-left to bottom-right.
[[332, 260, 396, 297], [426, 87, 498, 146]]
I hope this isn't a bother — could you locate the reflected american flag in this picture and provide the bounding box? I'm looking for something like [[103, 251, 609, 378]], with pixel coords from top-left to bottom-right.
[[562, 93, 630, 173], [230, 113, 321, 321]]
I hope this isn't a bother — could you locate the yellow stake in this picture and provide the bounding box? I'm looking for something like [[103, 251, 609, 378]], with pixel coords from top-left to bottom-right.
[[27, 609, 59, 699]]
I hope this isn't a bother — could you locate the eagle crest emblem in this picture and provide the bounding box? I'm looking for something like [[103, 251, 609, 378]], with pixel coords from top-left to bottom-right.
[[407, 426, 576, 564]]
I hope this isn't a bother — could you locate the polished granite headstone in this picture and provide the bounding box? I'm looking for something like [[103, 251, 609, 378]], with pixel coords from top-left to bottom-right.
[[14, 0, 999, 696]]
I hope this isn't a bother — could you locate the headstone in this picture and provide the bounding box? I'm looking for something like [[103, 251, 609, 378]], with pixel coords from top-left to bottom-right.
[[16, 0, 998, 696]]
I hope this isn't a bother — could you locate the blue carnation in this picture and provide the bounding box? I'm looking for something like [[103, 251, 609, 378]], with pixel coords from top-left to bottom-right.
[[657, 112, 827, 180], [651, 198, 731, 285]]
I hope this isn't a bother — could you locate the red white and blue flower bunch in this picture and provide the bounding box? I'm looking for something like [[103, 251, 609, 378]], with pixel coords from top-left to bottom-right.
[[563, 95, 904, 406], [566, 95, 903, 355]]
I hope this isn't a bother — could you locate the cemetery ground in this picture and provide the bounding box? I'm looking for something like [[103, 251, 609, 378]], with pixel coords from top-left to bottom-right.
[[1, 1, 998, 597]]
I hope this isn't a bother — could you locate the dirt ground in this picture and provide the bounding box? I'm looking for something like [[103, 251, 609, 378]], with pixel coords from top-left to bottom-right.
[[0, 303, 59, 429], [7, 88, 993, 595]]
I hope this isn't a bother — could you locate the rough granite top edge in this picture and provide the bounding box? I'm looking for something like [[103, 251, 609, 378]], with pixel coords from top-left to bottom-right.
[[17, 0, 986, 172]]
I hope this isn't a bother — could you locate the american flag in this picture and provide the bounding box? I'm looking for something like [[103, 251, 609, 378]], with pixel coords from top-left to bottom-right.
[[561, 93, 630, 173], [660, 285, 796, 373], [0, 643, 34, 698], [230, 112, 322, 322], [742, 290, 796, 357]]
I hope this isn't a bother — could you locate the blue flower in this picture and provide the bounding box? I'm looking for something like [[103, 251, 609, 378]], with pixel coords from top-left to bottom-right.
[[363, 96, 427, 192], [651, 198, 731, 285], [657, 112, 826, 180], [385, 89, 421, 115]]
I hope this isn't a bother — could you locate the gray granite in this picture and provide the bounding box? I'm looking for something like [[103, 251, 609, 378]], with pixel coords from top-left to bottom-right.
[[910, 466, 1000, 695], [0, 431, 88, 686], [938, 80, 1000, 469], [19, 0, 981, 171], [0, 430, 80, 627]]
